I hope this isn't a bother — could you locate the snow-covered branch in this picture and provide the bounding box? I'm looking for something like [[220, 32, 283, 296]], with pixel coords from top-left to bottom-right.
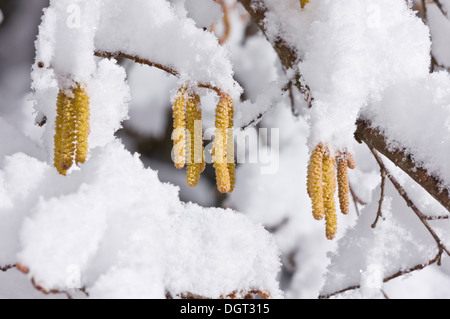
[[238, 0, 450, 212]]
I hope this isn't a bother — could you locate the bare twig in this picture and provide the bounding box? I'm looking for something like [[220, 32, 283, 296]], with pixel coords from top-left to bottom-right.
[[432, 0, 448, 17], [380, 289, 389, 299], [355, 121, 450, 213], [318, 252, 442, 299], [319, 148, 450, 299], [372, 167, 387, 228], [1, 264, 16, 272], [368, 146, 450, 258], [424, 215, 450, 220], [94, 51, 223, 95], [349, 184, 366, 216], [214, 0, 232, 45]]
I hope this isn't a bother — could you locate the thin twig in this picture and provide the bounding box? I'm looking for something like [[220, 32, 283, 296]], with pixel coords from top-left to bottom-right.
[[372, 168, 387, 228], [349, 184, 366, 216], [380, 289, 390, 299], [432, 0, 448, 17], [94, 51, 223, 95], [214, 0, 232, 45], [318, 252, 442, 299], [424, 215, 450, 220], [0, 264, 16, 272], [368, 146, 450, 258]]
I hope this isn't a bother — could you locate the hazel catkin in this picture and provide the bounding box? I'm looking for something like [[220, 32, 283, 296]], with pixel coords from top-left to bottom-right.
[[323, 151, 337, 240], [227, 97, 235, 193], [172, 87, 187, 169], [54, 89, 76, 175], [337, 157, 350, 215], [306, 144, 325, 220], [213, 93, 232, 193], [73, 84, 90, 165], [186, 92, 203, 187]]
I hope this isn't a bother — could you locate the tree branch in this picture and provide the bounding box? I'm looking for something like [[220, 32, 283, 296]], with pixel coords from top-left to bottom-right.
[[94, 51, 223, 95], [238, 0, 449, 212], [1, 264, 16, 272], [318, 252, 442, 299], [368, 146, 450, 258], [355, 120, 450, 213]]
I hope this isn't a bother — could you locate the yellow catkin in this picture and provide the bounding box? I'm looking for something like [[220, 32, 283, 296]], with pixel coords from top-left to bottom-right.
[[306, 144, 325, 220], [73, 84, 90, 165], [300, 0, 310, 9], [323, 151, 337, 240], [172, 87, 187, 169], [227, 97, 235, 192], [347, 153, 356, 170], [337, 157, 350, 215], [54, 89, 76, 175], [186, 92, 202, 187], [214, 94, 231, 193], [196, 95, 206, 174]]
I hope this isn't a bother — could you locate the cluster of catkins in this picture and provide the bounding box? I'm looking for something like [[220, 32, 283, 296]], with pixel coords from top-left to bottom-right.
[[172, 87, 235, 193], [307, 144, 356, 240], [53, 83, 90, 176]]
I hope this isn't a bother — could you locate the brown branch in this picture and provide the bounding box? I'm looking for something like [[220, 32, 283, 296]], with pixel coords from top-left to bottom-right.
[[355, 120, 450, 213], [1, 264, 16, 272], [368, 146, 450, 258], [94, 51, 222, 94], [238, 0, 450, 214], [349, 184, 366, 216], [215, 0, 232, 45], [371, 167, 387, 228], [237, 0, 312, 106], [424, 215, 449, 220], [319, 252, 442, 299]]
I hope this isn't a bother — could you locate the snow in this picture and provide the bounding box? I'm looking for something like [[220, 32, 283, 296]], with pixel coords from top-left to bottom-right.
[[427, 2, 450, 68], [262, 0, 431, 152], [184, 0, 223, 29], [125, 65, 177, 139], [32, 57, 130, 164], [321, 160, 448, 297], [95, 0, 241, 98], [0, 142, 282, 298], [362, 72, 450, 192], [2, 0, 450, 300], [0, 0, 283, 299]]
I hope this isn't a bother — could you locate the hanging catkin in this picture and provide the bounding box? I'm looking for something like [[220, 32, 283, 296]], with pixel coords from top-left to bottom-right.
[[186, 92, 202, 187], [73, 84, 90, 165], [54, 89, 76, 175], [195, 94, 206, 174], [172, 87, 187, 169], [337, 157, 350, 215], [306, 144, 325, 220], [227, 97, 235, 192], [323, 150, 337, 240], [213, 93, 232, 193]]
